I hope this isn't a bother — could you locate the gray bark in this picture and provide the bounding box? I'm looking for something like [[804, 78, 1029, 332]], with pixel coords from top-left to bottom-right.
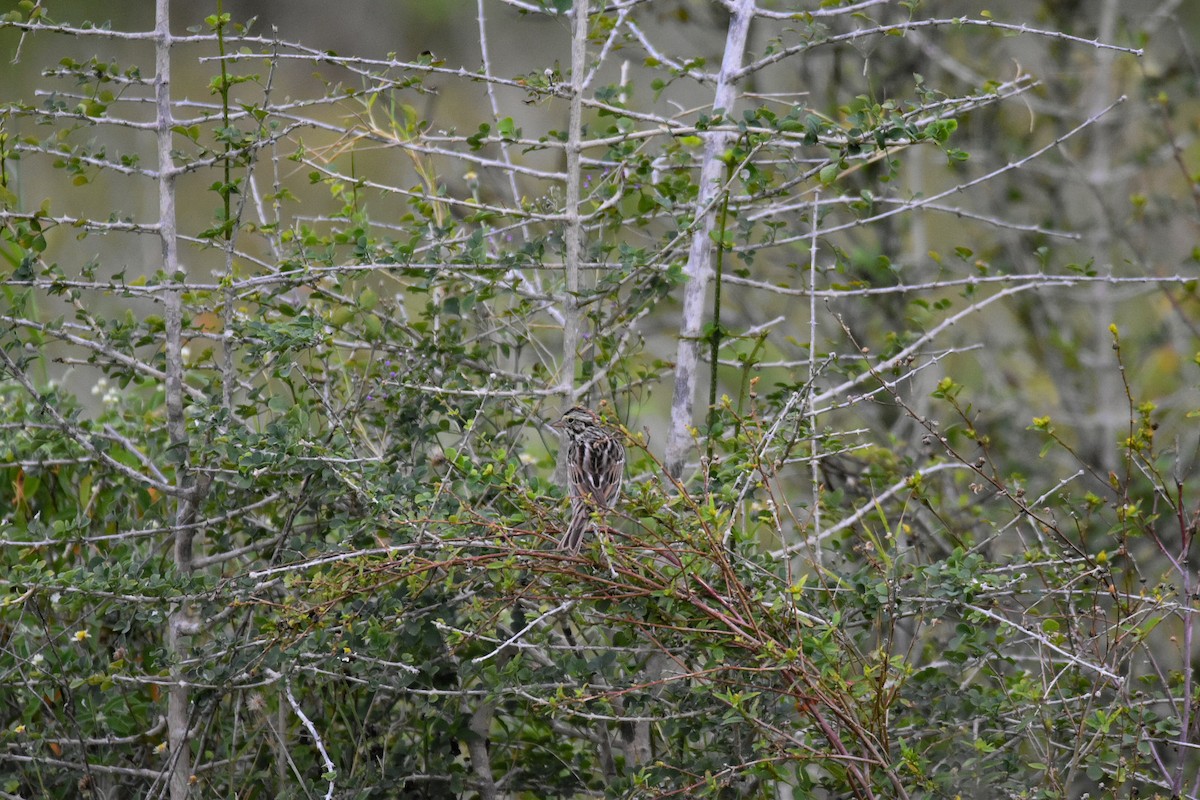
[[664, 1, 756, 479]]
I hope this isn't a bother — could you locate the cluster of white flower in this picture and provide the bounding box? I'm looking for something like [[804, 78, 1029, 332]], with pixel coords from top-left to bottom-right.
[[90, 377, 119, 406]]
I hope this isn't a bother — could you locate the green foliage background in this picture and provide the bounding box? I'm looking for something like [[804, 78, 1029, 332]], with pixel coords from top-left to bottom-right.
[[1, 1, 1199, 798]]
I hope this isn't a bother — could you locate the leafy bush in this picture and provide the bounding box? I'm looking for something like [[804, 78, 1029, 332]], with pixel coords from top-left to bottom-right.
[[2, 1, 1198, 798]]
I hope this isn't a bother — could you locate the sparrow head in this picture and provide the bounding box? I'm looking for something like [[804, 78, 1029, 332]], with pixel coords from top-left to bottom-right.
[[550, 406, 600, 436]]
